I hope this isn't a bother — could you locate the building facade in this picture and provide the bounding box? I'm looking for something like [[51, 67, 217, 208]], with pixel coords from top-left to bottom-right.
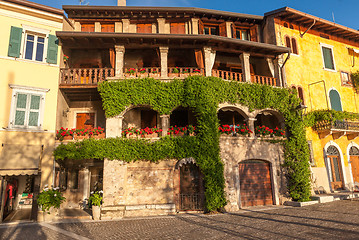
[[54, 5, 292, 218], [0, 0, 63, 221], [265, 7, 359, 193]]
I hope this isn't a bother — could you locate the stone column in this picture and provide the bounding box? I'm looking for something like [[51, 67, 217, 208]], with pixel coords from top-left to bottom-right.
[[94, 22, 101, 32], [247, 117, 256, 137], [74, 22, 81, 31], [115, 45, 125, 78], [157, 18, 166, 33], [240, 52, 251, 82], [160, 115, 170, 136], [159, 46, 169, 79], [274, 57, 285, 87], [203, 46, 216, 77], [106, 116, 124, 138], [191, 18, 199, 34], [115, 22, 123, 32], [82, 167, 90, 206], [122, 19, 130, 33]]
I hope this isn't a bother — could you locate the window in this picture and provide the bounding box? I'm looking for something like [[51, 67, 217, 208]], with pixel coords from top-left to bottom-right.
[[284, 35, 299, 55], [291, 85, 305, 105], [170, 22, 186, 34], [204, 26, 218, 35], [329, 89, 342, 111], [137, 23, 152, 33], [340, 71, 352, 86], [7, 25, 58, 64], [9, 85, 48, 129], [101, 23, 115, 32], [81, 23, 95, 32], [321, 44, 335, 70], [235, 29, 250, 41]]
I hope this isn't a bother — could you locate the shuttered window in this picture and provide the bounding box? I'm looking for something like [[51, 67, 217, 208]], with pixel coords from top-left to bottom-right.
[[329, 89, 342, 111], [8, 26, 22, 58], [46, 34, 58, 64], [137, 24, 152, 33], [101, 23, 115, 32], [81, 23, 95, 32], [322, 46, 335, 70], [12, 92, 43, 128], [170, 23, 185, 34]]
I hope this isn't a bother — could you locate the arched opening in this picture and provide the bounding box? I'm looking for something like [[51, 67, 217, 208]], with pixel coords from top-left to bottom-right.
[[123, 106, 159, 130], [349, 146, 359, 185], [170, 107, 197, 127], [255, 111, 281, 129], [217, 107, 246, 126], [329, 89, 343, 111], [326, 145, 344, 190], [239, 160, 273, 207], [178, 162, 205, 210]]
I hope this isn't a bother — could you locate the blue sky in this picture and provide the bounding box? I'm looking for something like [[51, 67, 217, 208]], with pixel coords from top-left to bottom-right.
[[33, 0, 359, 30]]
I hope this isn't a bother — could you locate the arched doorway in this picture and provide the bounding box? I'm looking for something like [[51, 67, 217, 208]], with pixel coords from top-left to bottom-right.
[[239, 160, 273, 207], [178, 162, 205, 210], [349, 146, 359, 184], [217, 108, 246, 126], [326, 146, 344, 190]]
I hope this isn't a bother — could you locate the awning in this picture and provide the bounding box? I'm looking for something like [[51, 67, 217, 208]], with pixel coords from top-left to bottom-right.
[[354, 49, 359, 54], [0, 144, 42, 176]]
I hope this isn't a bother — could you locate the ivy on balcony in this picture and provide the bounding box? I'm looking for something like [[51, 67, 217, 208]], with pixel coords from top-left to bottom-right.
[[54, 76, 311, 211]]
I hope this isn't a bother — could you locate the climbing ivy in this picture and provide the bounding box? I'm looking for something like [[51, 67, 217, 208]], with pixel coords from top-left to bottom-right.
[[54, 76, 312, 210], [304, 109, 359, 127]]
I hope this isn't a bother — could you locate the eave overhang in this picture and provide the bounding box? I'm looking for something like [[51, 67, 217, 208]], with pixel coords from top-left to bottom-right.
[[63, 6, 263, 24], [56, 32, 290, 56], [265, 7, 359, 42]]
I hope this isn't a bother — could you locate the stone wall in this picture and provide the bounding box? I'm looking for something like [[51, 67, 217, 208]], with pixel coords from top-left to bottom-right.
[[220, 136, 288, 211]]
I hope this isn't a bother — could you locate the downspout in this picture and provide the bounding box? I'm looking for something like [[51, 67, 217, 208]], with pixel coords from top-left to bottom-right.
[[279, 52, 290, 87]]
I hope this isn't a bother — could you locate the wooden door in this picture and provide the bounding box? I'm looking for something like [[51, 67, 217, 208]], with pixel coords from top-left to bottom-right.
[[179, 163, 204, 210], [76, 113, 95, 129], [170, 23, 186, 34], [239, 160, 273, 207], [328, 155, 344, 190], [350, 156, 359, 184], [137, 24, 152, 33]]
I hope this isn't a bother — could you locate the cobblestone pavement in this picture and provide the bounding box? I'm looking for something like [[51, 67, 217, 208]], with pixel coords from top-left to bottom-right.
[[2, 200, 359, 240]]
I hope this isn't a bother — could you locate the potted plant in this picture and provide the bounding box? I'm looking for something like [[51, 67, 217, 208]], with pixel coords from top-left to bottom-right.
[[56, 127, 74, 141], [149, 69, 160, 78], [89, 191, 103, 220], [273, 127, 286, 138], [167, 126, 186, 136], [123, 127, 139, 139], [91, 127, 105, 139], [181, 68, 190, 77], [192, 69, 202, 75], [255, 125, 273, 137], [186, 125, 196, 136], [74, 128, 89, 140], [169, 67, 180, 78], [141, 127, 160, 138], [37, 186, 66, 221], [218, 124, 234, 135], [234, 124, 252, 137], [126, 68, 136, 78], [138, 68, 148, 78]]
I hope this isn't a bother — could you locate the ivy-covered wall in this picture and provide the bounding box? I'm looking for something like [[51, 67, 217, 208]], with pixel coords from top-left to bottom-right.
[[54, 76, 312, 210]]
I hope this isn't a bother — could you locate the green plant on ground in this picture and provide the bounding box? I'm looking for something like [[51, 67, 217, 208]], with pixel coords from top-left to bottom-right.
[[88, 191, 103, 207], [37, 187, 66, 213]]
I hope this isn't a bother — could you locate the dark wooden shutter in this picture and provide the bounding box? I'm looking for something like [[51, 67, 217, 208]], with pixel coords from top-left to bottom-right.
[[219, 22, 227, 37], [291, 38, 298, 54], [285, 36, 291, 48], [322, 47, 335, 69], [101, 23, 115, 32], [76, 113, 95, 129], [329, 89, 342, 111], [46, 34, 58, 64], [137, 24, 152, 33], [198, 20, 204, 34], [171, 23, 185, 34], [8, 26, 22, 58], [81, 23, 94, 32], [231, 24, 236, 38], [249, 25, 258, 42]]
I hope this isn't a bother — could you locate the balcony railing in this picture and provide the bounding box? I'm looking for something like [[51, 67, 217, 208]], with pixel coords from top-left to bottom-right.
[[314, 120, 359, 139], [212, 70, 243, 81], [60, 68, 115, 85], [124, 67, 161, 78], [251, 75, 277, 86], [168, 67, 204, 78]]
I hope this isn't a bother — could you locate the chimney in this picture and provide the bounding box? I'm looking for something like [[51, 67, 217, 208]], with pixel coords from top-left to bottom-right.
[[118, 0, 126, 6]]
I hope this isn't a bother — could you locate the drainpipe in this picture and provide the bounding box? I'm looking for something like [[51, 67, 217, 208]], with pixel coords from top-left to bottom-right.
[[278, 52, 290, 87]]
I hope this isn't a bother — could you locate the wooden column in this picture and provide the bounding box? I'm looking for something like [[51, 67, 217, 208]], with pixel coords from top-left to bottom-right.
[[115, 45, 125, 78], [159, 46, 169, 79], [240, 52, 251, 82]]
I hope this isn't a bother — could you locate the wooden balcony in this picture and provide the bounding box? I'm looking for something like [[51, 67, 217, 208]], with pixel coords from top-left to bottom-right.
[[124, 67, 161, 78], [314, 120, 359, 139], [212, 70, 243, 81], [251, 75, 277, 86], [60, 68, 115, 86]]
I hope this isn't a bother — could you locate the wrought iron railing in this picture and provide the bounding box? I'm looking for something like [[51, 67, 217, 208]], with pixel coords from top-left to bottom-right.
[[314, 120, 359, 131], [178, 193, 205, 211]]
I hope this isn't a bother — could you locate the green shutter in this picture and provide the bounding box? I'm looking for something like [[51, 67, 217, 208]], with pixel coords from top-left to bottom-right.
[[8, 26, 22, 58], [46, 34, 58, 64], [322, 47, 334, 70], [329, 90, 342, 111]]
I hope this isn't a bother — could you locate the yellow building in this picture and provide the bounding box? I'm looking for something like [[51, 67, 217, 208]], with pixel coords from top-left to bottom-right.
[[265, 7, 359, 194], [0, 0, 63, 221]]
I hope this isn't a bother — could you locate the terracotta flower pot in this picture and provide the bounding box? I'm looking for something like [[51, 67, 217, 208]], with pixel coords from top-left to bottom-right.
[[92, 133, 105, 139], [142, 133, 158, 138], [74, 135, 89, 140], [61, 135, 73, 141]]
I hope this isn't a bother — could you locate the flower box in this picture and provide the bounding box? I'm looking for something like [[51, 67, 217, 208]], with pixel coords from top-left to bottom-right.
[[138, 73, 148, 78], [74, 135, 89, 140], [168, 73, 180, 78], [62, 135, 73, 141], [180, 73, 190, 78], [142, 133, 158, 138], [126, 133, 139, 139], [149, 73, 160, 78], [91, 133, 106, 139]]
